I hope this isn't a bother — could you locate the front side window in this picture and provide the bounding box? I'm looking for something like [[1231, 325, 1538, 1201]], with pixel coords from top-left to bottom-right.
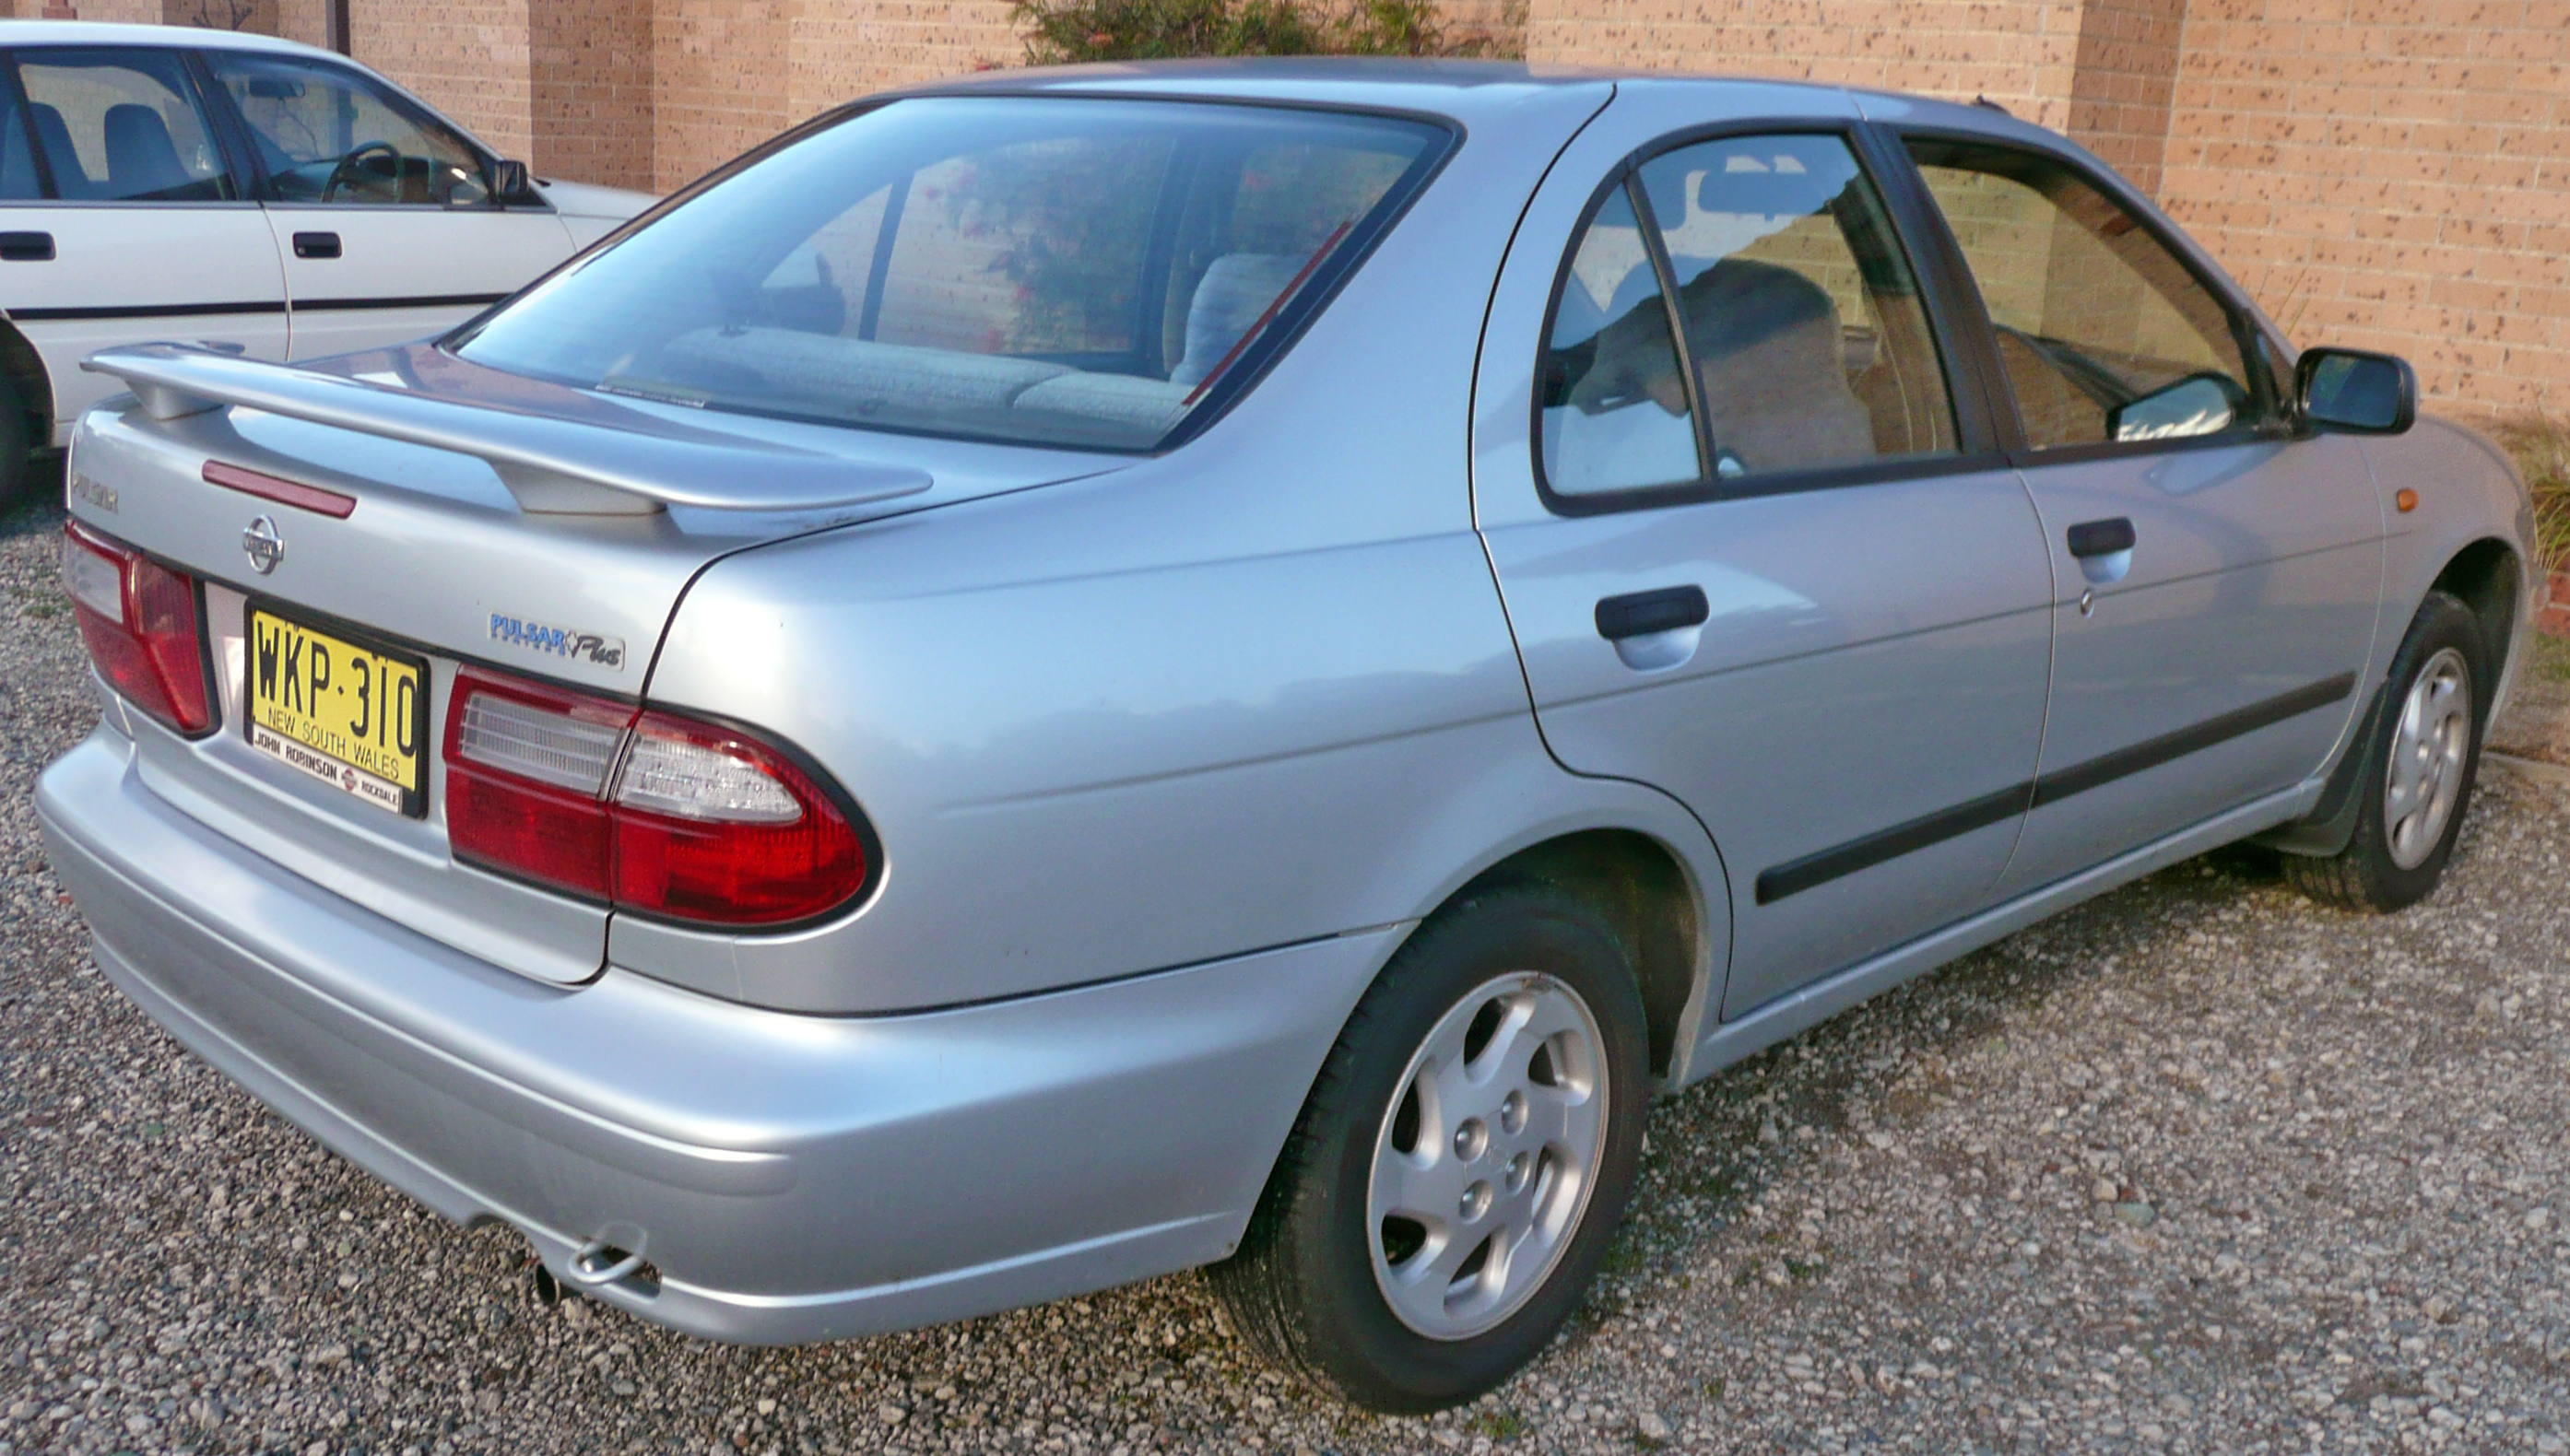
[[1910, 141, 2258, 451], [455, 98, 1445, 452], [12, 48, 234, 202], [1540, 132, 1957, 498], [207, 53, 489, 206]]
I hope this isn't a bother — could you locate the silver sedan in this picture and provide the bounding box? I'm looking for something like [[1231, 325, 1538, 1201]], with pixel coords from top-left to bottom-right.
[[38, 61, 2539, 1411]]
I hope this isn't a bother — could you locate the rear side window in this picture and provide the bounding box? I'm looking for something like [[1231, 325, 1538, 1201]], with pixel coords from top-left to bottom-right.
[[11, 48, 235, 202], [455, 97, 1447, 452], [1909, 141, 2259, 451], [1540, 132, 1957, 499]]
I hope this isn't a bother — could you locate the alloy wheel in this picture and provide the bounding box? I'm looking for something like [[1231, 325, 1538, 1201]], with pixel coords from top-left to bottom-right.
[[1366, 971, 1609, 1341], [2384, 645, 2472, 870]]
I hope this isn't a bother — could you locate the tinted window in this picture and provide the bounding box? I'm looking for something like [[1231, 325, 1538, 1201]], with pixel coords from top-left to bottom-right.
[[208, 53, 488, 206], [1911, 142, 2257, 450], [14, 48, 234, 202], [456, 98, 1444, 452], [1540, 184, 1701, 493], [1539, 133, 1957, 498], [1640, 134, 1955, 478]]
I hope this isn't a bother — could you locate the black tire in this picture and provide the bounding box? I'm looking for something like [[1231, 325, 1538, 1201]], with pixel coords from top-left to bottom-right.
[[0, 374, 27, 513], [1209, 881, 1650, 1413], [2285, 589, 2486, 912]]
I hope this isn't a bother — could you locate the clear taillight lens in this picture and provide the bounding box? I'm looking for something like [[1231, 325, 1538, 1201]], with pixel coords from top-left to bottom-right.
[[442, 668, 867, 926], [62, 521, 213, 735]]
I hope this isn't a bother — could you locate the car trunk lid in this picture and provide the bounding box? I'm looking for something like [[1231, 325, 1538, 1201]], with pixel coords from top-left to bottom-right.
[[67, 342, 1121, 986]]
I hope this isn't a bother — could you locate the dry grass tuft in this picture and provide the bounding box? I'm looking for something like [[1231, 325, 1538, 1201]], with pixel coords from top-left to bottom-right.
[[2491, 414, 2570, 578]]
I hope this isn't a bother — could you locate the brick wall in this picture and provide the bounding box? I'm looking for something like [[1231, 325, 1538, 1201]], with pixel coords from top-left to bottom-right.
[[2065, 0, 2183, 193], [348, 0, 534, 159], [2153, 0, 2570, 417], [534, 0, 654, 188], [11, 0, 2565, 416], [650, 2, 796, 189]]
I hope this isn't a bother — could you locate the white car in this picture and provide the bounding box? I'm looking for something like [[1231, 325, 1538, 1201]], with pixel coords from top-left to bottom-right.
[[0, 21, 654, 501]]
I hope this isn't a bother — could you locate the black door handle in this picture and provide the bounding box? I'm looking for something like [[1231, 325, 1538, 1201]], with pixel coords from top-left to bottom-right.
[[2067, 517, 2136, 558], [292, 231, 342, 259], [1596, 585, 1710, 641], [0, 230, 53, 262]]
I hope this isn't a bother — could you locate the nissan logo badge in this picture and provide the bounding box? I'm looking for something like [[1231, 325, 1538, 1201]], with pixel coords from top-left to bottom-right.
[[242, 515, 286, 575]]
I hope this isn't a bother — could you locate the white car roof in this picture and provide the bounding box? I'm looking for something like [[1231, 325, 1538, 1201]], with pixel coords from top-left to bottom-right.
[[0, 20, 340, 58]]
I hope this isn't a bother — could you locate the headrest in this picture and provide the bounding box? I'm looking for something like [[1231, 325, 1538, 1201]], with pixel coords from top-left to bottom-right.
[[1642, 137, 1858, 224], [105, 103, 190, 198]]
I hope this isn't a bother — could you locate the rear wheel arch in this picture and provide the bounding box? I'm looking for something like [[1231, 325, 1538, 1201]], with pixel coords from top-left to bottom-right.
[[1442, 828, 1709, 1081]]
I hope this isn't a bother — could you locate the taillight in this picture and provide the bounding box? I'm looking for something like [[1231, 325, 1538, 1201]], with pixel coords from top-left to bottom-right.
[[444, 673, 630, 899], [443, 668, 867, 926], [62, 521, 213, 735]]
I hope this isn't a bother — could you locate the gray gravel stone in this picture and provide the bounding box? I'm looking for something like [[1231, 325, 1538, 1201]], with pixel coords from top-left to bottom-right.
[[5, 485, 2568, 1453]]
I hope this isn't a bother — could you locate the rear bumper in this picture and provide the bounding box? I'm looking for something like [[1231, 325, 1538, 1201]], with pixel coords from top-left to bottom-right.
[[37, 723, 1395, 1344]]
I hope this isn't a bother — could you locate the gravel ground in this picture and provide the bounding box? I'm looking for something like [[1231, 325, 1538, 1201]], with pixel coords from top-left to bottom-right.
[[4, 481, 2567, 1456]]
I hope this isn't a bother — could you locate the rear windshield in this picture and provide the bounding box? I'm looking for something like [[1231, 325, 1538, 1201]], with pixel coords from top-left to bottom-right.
[[454, 97, 1448, 452]]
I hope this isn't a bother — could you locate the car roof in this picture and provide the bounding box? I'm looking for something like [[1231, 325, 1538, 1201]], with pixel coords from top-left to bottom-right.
[[904, 59, 2056, 145], [0, 20, 340, 60]]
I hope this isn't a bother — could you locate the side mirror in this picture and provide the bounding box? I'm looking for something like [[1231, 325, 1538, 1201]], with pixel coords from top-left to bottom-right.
[[489, 159, 540, 207], [2296, 346, 2416, 435]]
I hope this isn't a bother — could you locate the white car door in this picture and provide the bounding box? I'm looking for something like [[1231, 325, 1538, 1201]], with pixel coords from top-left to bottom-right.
[[200, 50, 573, 361], [0, 45, 286, 444]]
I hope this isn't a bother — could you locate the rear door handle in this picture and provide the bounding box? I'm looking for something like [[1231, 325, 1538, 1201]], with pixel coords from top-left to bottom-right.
[[0, 230, 53, 262], [2067, 517, 2136, 558], [292, 231, 342, 260], [1595, 585, 1710, 641]]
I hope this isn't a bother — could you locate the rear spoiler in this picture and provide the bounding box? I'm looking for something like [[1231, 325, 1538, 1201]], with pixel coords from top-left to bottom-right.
[[82, 344, 933, 517]]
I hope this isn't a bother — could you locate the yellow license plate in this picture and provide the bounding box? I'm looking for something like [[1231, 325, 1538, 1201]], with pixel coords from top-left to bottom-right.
[[244, 605, 428, 816]]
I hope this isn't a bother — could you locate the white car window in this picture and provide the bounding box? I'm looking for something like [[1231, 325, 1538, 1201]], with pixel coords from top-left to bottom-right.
[[207, 53, 489, 207], [12, 48, 234, 203]]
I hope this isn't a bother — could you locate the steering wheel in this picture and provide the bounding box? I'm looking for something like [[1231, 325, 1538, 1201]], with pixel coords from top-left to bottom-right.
[[321, 140, 403, 202]]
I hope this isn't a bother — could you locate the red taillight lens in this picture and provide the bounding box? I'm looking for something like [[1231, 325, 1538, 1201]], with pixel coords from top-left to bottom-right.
[[63, 522, 213, 735], [443, 672, 631, 899], [442, 668, 867, 926], [610, 712, 866, 925]]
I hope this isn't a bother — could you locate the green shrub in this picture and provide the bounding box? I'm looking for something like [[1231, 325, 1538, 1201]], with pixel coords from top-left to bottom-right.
[[1012, 0, 1522, 62]]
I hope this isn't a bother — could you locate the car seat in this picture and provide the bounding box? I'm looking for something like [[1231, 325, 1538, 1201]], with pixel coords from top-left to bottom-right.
[[28, 103, 89, 198], [1169, 254, 1306, 388], [103, 103, 190, 200], [1670, 258, 1874, 474]]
